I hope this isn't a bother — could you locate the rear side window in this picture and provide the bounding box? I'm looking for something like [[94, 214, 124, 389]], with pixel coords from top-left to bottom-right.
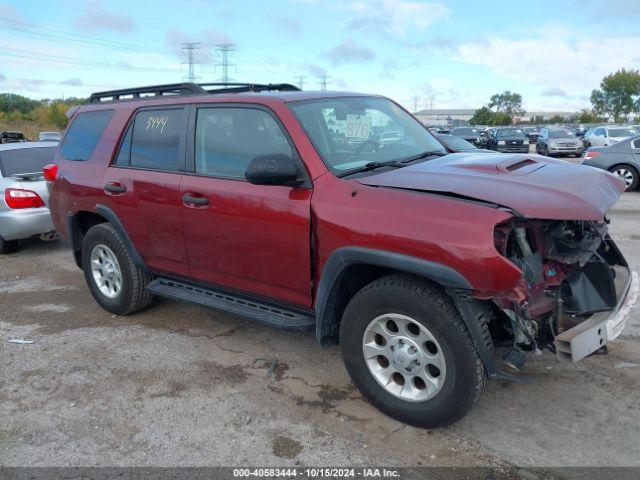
[[194, 107, 293, 179], [115, 108, 185, 171], [61, 110, 114, 161], [0, 147, 56, 177]]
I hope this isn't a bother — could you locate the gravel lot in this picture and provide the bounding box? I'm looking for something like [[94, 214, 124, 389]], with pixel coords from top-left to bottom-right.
[[1, 189, 639, 470]]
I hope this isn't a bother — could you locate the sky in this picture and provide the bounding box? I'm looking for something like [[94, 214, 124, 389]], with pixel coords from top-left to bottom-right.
[[1, 0, 639, 112]]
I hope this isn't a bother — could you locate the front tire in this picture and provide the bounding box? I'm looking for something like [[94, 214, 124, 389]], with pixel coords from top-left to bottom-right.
[[340, 274, 488, 428], [81, 223, 154, 315]]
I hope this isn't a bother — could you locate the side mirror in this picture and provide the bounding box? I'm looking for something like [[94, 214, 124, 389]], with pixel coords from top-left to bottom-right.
[[245, 154, 302, 186]]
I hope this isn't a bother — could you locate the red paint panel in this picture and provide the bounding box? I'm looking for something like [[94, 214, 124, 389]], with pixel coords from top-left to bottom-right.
[[180, 175, 313, 308]]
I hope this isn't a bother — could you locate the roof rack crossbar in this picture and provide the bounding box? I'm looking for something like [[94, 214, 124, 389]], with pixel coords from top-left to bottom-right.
[[89, 82, 301, 103], [89, 83, 207, 103]]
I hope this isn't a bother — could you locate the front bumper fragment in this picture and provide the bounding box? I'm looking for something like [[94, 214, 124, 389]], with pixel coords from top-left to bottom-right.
[[555, 271, 639, 362]]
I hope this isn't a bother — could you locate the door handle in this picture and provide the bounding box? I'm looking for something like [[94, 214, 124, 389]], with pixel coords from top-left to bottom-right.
[[104, 182, 126, 194], [182, 193, 209, 206]]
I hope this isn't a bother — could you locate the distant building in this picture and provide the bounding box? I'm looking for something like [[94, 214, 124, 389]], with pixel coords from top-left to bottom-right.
[[413, 109, 475, 127], [414, 108, 578, 126]]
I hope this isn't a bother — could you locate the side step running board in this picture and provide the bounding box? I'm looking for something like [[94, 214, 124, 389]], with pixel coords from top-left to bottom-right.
[[147, 278, 315, 332]]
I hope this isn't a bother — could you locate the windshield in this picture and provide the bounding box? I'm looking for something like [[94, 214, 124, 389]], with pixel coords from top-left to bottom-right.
[[438, 135, 477, 151], [496, 129, 525, 139], [0, 146, 56, 177], [549, 130, 575, 139], [609, 128, 637, 138], [453, 128, 477, 136], [289, 97, 446, 174]]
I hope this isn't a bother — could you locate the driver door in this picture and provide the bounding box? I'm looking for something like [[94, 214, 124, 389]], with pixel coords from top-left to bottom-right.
[[179, 105, 313, 308]]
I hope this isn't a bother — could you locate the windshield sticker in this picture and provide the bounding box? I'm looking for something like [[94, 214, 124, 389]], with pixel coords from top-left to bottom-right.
[[345, 114, 371, 140]]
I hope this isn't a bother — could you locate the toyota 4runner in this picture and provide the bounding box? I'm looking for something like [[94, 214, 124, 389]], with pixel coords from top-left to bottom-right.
[[47, 83, 639, 428]]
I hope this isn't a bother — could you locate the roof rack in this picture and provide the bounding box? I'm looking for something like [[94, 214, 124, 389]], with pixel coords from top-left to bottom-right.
[[89, 82, 301, 103]]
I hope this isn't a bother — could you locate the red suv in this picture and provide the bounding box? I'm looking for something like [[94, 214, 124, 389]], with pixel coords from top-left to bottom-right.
[[47, 83, 638, 427]]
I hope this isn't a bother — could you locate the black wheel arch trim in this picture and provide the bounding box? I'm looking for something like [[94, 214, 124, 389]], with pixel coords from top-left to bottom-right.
[[314, 246, 473, 343], [93, 204, 147, 270]]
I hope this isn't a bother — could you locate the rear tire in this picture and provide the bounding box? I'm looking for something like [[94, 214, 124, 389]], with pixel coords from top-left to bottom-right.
[[81, 223, 154, 315], [0, 237, 19, 254], [340, 274, 488, 428], [609, 164, 639, 191]]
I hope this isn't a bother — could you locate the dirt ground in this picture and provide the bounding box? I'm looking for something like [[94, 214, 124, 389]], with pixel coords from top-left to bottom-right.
[[1, 190, 639, 470]]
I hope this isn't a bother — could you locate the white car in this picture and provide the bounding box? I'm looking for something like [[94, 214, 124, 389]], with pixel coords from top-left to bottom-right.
[[584, 126, 638, 148]]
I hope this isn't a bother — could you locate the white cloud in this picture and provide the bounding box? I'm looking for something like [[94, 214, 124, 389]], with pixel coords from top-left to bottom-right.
[[457, 35, 640, 94], [344, 0, 451, 36]]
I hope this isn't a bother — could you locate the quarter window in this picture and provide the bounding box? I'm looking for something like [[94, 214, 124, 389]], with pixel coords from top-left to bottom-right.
[[60, 110, 114, 161], [195, 108, 294, 179]]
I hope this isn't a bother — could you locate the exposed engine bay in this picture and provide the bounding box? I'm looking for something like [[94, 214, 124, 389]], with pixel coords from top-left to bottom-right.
[[492, 218, 631, 367]]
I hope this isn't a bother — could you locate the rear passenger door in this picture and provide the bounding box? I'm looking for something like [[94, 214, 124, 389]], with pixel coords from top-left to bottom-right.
[[101, 106, 190, 276], [179, 105, 312, 308]]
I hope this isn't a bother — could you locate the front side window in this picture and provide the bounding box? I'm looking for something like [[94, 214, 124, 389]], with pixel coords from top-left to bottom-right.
[[127, 108, 185, 171], [194, 107, 294, 179], [608, 128, 637, 138], [289, 97, 445, 175], [60, 110, 114, 161]]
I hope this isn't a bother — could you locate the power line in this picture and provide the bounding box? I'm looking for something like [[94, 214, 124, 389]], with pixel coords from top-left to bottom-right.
[[0, 46, 178, 73], [215, 44, 235, 83], [0, 17, 163, 54], [318, 75, 330, 91], [181, 42, 201, 82]]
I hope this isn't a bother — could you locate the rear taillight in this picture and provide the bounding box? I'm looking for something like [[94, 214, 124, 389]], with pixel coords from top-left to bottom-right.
[[43, 163, 58, 182], [584, 151, 601, 160], [4, 188, 45, 209]]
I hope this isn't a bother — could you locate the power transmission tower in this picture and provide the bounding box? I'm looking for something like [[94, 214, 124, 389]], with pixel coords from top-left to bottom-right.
[[181, 42, 201, 82], [215, 43, 235, 83], [318, 75, 330, 91], [427, 94, 436, 110], [296, 76, 306, 90], [412, 95, 420, 113]]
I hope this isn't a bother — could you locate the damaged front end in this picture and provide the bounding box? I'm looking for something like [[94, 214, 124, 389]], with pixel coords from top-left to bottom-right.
[[492, 218, 639, 366]]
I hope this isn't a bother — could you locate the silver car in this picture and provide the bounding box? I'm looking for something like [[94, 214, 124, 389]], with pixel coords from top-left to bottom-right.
[[583, 126, 638, 148], [537, 128, 583, 157], [0, 142, 57, 254]]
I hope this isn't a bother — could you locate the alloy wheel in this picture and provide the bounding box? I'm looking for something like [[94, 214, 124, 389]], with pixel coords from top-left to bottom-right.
[[90, 244, 123, 299], [613, 168, 635, 188], [362, 313, 446, 402]]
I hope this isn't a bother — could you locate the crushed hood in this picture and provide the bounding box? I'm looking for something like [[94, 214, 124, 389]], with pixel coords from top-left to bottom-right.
[[358, 152, 625, 220]]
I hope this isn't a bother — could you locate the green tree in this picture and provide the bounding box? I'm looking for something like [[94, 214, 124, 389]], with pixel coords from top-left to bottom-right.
[[590, 69, 640, 122], [0, 93, 39, 114], [488, 90, 525, 116], [494, 112, 513, 126], [469, 106, 495, 125], [578, 109, 600, 123]]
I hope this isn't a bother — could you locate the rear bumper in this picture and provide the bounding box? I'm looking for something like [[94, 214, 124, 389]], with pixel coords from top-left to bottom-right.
[[0, 207, 54, 241], [555, 270, 639, 362]]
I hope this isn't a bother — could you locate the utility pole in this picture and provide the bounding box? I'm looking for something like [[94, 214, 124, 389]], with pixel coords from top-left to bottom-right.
[[318, 75, 330, 91], [215, 43, 235, 84], [296, 76, 306, 90], [181, 42, 201, 83]]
